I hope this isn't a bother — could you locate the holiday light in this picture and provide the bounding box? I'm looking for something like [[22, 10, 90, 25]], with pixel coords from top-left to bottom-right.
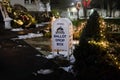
[[106, 53, 120, 70], [88, 40, 109, 49], [14, 19, 23, 25]]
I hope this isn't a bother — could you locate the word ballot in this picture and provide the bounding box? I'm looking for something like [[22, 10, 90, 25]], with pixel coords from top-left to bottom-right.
[[52, 18, 73, 55]]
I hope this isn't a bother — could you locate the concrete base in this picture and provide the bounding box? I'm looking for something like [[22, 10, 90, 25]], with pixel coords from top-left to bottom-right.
[[4, 17, 12, 29]]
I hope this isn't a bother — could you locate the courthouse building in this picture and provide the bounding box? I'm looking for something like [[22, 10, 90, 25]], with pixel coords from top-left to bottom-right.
[[1, 0, 51, 11]]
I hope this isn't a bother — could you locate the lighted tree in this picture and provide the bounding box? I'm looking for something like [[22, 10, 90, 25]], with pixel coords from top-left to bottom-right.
[[0, 1, 36, 29], [73, 10, 120, 80]]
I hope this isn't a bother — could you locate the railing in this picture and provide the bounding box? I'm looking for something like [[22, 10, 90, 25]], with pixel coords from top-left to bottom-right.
[[0, 4, 9, 19]]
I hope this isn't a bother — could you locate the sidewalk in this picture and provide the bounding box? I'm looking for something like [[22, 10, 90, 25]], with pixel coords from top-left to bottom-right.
[[0, 29, 75, 80], [24, 37, 51, 56]]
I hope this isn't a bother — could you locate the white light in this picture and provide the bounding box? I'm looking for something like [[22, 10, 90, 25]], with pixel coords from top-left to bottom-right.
[[71, 7, 77, 12], [71, 2, 74, 6]]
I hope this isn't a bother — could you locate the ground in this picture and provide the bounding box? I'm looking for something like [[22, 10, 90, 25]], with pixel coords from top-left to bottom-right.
[[24, 37, 52, 56]]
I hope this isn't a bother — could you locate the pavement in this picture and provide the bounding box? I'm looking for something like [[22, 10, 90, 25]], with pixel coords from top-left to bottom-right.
[[24, 37, 51, 56], [0, 29, 75, 80]]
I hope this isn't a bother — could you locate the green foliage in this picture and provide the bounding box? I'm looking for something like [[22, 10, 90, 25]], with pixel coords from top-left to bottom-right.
[[44, 32, 51, 38], [6, 4, 36, 28], [51, 9, 60, 18], [73, 10, 120, 80], [72, 19, 87, 40], [72, 19, 86, 27]]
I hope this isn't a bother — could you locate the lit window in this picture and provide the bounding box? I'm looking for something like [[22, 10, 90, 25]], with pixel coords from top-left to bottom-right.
[[31, 0, 35, 4], [24, 0, 29, 4], [24, 0, 35, 4], [70, 12, 74, 16]]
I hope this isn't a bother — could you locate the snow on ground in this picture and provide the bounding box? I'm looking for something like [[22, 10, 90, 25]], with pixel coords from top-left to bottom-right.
[[18, 33, 43, 39], [11, 28, 77, 74], [60, 65, 73, 72], [46, 51, 76, 73], [37, 69, 53, 74], [32, 69, 53, 76], [11, 28, 24, 31], [46, 51, 75, 63], [11, 28, 43, 39]]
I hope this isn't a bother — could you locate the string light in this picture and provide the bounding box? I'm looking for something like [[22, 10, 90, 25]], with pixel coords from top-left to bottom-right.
[[88, 17, 109, 50], [106, 53, 120, 69], [88, 17, 120, 70]]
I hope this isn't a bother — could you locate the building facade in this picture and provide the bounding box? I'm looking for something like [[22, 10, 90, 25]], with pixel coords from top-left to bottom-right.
[[61, 5, 120, 20], [8, 0, 51, 11]]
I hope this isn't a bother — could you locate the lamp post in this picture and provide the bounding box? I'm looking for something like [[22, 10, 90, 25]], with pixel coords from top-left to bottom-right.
[[75, 1, 81, 20], [2, 0, 12, 29], [82, 0, 91, 19]]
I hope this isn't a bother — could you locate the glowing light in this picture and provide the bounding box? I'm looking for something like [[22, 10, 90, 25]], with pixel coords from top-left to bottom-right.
[[88, 40, 109, 49], [14, 19, 23, 25], [106, 53, 120, 70], [71, 7, 77, 12], [119, 67, 120, 69]]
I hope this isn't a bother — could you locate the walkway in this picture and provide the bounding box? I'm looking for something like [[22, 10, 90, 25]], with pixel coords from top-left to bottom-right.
[[0, 29, 75, 80]]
